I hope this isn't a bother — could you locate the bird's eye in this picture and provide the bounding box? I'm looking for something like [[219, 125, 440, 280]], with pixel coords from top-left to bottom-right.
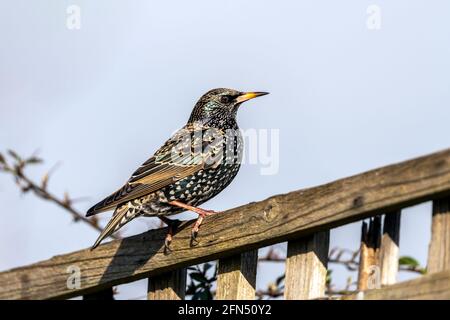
[[220, 95, 231, 104]]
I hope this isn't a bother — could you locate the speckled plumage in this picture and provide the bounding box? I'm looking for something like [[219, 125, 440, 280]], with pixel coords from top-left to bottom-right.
[[87, 88, 268, 249]]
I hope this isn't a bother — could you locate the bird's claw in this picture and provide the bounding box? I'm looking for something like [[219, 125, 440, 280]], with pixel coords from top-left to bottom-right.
[[190, 230, 199, 247], [164, 235, 173, 255], [162, 219, 181, 255]]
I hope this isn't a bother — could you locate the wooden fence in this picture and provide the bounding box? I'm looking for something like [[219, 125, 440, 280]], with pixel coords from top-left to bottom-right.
[[1, 148, 450, 300]]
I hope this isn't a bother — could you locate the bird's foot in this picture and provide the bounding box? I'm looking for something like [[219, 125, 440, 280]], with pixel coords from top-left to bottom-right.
[[164, 233, 173, 255], [158, 216, 181, 255], [168, 200, 220, 246], [190, 209, 220, 246]]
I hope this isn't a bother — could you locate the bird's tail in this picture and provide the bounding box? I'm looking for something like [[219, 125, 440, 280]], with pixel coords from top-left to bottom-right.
[[91, 204, 133, 250]]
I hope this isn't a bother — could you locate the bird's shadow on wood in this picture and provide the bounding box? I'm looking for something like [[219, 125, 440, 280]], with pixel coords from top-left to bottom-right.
[[96, 220, 192, 292]]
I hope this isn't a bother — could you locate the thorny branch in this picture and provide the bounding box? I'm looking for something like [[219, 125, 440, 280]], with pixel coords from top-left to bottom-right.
[[260, 247, 426, 274], [259, 247, 359, 271], [254, 247, 426, 299], [0, 150, 119, 239]]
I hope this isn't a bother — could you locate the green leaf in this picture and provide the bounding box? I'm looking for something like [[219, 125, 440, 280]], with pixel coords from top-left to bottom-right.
[[190, 272, 207, 283], [399, 256, 420, 267], [191, 289, 211, 300], [0, 153, 5, 164], [25, 157, 43, 165], [204, 288, 213, 300], [275, 274, 285, 286], [326, 269, 333, 284], [185, 282, 198, 295], [203, 262, 212, 273], [197, 289, 211, 300], [7, 150, 21, 162]]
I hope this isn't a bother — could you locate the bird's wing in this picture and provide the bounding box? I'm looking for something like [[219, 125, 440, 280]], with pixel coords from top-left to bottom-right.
[[86, 125, 224, 216]]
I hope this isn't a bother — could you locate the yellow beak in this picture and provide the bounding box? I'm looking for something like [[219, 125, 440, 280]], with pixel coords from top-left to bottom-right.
[[235, 91, 269, 103]]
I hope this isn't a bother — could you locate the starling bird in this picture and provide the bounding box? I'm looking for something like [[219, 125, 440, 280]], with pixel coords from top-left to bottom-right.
[[87, 88, 268, 250]]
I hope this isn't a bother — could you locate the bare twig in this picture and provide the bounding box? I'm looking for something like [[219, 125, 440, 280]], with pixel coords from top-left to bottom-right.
[[258, 247, 285, 262], [257, 246, 425, 299], [259, 247, 424, 274], [0, 150, 119, 239], [256, 288, 283, 299], [1, 150, 426, 300], [328, 247, 360, 271]]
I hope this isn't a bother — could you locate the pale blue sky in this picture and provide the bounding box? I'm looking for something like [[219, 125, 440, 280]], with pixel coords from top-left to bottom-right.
[[1, 1, 449, 299]]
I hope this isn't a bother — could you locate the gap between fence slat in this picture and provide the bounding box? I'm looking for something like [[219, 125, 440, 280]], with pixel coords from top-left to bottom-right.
[[380, 210, 401, 286], [427, 197, 450, 273], [147, 268, 187, 300], [216, 250, 258, 300], [284, 231, 330, 300]]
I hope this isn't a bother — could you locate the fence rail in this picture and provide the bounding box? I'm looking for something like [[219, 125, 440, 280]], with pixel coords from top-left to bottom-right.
[[1, 148, 450, 300], [339, 269, 450, 300]]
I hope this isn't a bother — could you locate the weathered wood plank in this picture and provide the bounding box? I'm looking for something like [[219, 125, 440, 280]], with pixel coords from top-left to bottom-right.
[[427, 197, 450, 273], [357, 217, 381, 290], [147, 268, 186, 300], [1, 148, 450, 299], [341, 269, 450, 300], [379, 211, 401, 285], [284, 231, 329, 300], [216, 250, 258, 300]]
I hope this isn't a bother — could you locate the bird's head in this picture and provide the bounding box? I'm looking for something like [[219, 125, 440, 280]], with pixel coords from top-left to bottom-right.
[[188, 88, 269, 128]]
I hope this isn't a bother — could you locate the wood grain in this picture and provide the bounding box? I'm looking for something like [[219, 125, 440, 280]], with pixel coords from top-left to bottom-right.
[[216, 250, 258, 300], [147, 268, 186, 300], [379, 211, 401, 285], [1, 148, 450, 299], [341, 269, 450, 300], [427, 197, 450, 273], [284, 231, 329, 300], [357, 217, 381, 290]]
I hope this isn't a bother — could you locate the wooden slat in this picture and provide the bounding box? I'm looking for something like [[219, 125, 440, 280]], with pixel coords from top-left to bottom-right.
[[427, 197, 450, 273], [379, 211, 401, 285], [216, 250, 258, 300], [357, 217, 381, 290], [284, 231, 329, 299], [1, 148, 450, 299], [341, 269, 450, 300], [147, 268, 186, 300]]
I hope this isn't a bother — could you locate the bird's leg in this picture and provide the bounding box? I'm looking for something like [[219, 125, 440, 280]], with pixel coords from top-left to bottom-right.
[[168, 200, 219, 216], [158, 216, 181, 254], [168, 200, 220, 245]]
